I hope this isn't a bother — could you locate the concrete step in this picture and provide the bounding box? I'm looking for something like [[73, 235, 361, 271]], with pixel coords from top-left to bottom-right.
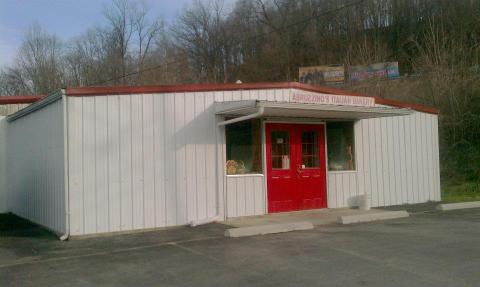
[[338, 210, 409, 225], [437, 201, 480, 211], [225, 221, 314, 238]]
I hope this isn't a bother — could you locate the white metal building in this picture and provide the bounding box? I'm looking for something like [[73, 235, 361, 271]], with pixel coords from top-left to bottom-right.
[[0, 82, 441, 238]]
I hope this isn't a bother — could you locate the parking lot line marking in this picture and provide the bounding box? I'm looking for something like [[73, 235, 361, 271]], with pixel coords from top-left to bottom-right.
[[168, 242, 221, 262], [0, 235, 222, 269]]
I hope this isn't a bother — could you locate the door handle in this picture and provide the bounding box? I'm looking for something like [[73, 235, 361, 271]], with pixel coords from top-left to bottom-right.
[[296, 164, 302, 174]]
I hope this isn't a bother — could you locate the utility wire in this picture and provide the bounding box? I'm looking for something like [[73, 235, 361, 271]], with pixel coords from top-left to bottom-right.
[[93, 0, 367, 86]]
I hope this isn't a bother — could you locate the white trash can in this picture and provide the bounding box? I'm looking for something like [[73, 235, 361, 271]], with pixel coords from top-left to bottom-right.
[[359, 194, 371, 211]]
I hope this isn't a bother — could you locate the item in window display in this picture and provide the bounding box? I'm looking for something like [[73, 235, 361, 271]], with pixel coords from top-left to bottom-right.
[[226, 160, 249, 175], [236, 161, 248, 174], [329, 163, 343, 171], [226, 160, 238, 175], [347, 145, 354, 170]]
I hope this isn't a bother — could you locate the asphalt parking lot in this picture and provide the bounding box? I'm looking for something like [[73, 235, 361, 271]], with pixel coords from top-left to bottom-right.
[[1, 205, 479, 287]]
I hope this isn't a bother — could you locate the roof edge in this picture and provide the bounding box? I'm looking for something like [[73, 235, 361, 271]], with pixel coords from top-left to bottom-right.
[[7, 91, 63, 122], [375, 97, 439, 115], [65, 82, 294, 96], [0, 95, 45, 104], [65, 82, 439, 115]]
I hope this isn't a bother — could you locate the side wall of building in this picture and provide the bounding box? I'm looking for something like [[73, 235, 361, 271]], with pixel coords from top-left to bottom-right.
[[66, 93, 221, 235], [0, 117, 7, 213], [327, 112, 441, 208], [7, 99, 66, 234]]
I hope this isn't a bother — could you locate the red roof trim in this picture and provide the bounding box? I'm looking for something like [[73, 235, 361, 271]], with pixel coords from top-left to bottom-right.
[[65, 82, 294, 96], [375, 97, 439, 115], [0, 96, 44, 104], [65, 82, 439, 115]]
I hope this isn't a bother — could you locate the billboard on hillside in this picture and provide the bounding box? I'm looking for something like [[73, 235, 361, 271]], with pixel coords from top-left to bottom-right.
[[299, 65, 345, 85], [348, 62, 399, 82]]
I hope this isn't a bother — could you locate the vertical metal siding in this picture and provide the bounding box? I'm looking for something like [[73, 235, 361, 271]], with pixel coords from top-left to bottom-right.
[[67, 88, 441, 234], [225, 176, 266, 218], [67, 92, 222, 235], [0, 117, 7, 213], [6, 99, 65, 234], [326, 172, 359, 208], [0, 104, 30, 116], [325, 112, 441, 208]]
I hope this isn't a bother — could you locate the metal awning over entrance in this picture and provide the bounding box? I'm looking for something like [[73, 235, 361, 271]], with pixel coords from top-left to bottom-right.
[[215, 100, 413, 125]]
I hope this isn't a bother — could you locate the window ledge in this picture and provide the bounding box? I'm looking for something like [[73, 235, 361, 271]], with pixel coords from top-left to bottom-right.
[[226, 174, 265, 177], [328, 170, 357, 174]]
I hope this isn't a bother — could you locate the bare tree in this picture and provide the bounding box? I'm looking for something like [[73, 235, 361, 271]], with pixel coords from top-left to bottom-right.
[[13, 24, 64, 94], [102, 0, 135, 84], [101, 0, 163, 85], [0, 68, 31, 96], [172, 0, 234, 83], [131, 2, 163, 82]]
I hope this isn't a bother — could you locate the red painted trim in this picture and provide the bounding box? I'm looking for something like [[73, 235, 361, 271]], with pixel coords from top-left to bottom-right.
[[374, 97, 440, 115], [65, 82, 439, 115], [0, 95, 44, 104], [65, 82, 294, 96]]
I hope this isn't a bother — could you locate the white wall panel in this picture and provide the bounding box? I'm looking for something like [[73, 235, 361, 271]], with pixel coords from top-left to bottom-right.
[[95, 96, 109, 233], [0, 104, 30, 116], [225, 176, 265, 218], [67, 90, 226, 235], [205, 93, 217, 218], [7, 98, 65, 234], [107, 96, 121, 232], [0, 117, 7, 213], [432, 115, 442, 201], [326, 111, 441, 208], [326, 172, 358, 208], [143, 94, 156, 228], [153, 94, 166, 226]]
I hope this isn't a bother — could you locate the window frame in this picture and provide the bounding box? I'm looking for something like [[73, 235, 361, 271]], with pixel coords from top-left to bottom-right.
[[325, 121, 357, 172], [224, 118, 264, 176]]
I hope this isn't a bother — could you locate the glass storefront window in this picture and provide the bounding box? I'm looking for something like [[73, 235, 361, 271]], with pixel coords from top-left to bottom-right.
[[225, 119, 262, 175], [327, 122, 355, 171]]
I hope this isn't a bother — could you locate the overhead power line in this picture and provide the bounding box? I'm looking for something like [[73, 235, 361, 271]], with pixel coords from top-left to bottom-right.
[[93, 0, 367, 86]]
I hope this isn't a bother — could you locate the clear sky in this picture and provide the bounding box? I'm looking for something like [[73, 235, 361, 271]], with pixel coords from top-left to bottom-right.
[[0, 0, 197, 68]]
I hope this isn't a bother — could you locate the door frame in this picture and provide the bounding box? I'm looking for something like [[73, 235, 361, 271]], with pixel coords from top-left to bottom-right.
[[262, 120, 328, 213]]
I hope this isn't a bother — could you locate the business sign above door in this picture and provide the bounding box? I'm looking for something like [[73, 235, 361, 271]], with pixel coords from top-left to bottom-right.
[[291, 92, 375, 107]]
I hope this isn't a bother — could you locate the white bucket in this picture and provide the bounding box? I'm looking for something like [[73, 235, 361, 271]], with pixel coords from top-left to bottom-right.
[[359, 194, 371, 211]]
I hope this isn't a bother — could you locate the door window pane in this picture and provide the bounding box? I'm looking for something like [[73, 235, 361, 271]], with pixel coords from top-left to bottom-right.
[[271, 131, 290, 169], [327, 122, 355, 171], [302, 131, 320, 168], [226, 119, 262, 175]]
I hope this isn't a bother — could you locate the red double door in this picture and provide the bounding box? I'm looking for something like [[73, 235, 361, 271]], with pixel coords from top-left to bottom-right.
[[266, 123, 327, 213]]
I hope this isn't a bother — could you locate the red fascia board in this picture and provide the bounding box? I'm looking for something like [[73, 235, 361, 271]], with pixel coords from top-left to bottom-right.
[[374, 97, 439, 115], [65, 82, 439, 115], [0, 95, 44, 104], [65, 82, 294, 96]]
